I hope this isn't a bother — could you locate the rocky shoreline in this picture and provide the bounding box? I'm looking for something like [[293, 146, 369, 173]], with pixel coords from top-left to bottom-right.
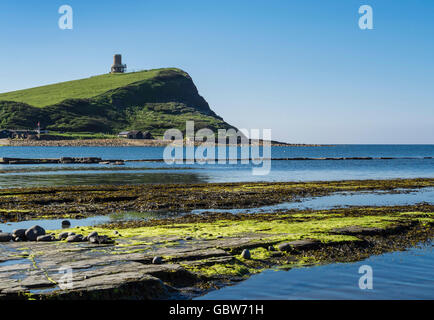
[[1, 179, 433, 300], [0, 204, 433, 300]]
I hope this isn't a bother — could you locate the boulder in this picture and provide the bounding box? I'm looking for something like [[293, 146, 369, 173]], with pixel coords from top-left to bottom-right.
[[88, 235, 113, 245], [12, 229, 26, 239], [66, 234, 83, 242], [37, 235, 54, 242], [61, 220, 71, 228], [0, 232, 13, 242], [25, 225, 46, 241]]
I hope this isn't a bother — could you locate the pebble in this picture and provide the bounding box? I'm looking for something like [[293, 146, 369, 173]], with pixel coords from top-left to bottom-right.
[[58, 232, 69, 240], [152, 256, 163, 264], [88, 231, 98, 238], [88, 236, 99, 244], [241, 249, 251, 259]]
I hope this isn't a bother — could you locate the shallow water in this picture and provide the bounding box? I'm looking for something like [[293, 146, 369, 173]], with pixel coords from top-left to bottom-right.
[[192, 188, 434, 214], [197, 244, 434, 300]]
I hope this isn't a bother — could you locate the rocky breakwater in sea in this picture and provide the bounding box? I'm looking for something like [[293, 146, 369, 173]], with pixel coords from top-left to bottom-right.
[[0, 157, 125, 165], [0, 223, 114, 244]]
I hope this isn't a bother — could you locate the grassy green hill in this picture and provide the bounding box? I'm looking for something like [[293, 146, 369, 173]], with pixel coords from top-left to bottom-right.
[[0, 68, 235, 137], [0, 68, 180, 108]]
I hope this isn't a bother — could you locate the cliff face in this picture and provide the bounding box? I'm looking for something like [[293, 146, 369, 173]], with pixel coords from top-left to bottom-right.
[[0, 69, 233, 136]]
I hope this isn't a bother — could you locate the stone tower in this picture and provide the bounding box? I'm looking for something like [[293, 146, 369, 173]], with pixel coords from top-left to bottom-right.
[[111, 54, 127, 73]]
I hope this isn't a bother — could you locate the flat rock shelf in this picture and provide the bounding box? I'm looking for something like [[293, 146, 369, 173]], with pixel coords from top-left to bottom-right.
[[0, 203, 433, 300]]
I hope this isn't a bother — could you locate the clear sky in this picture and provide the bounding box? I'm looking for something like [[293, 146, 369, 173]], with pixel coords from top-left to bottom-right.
[[0, 0, 433, 144]]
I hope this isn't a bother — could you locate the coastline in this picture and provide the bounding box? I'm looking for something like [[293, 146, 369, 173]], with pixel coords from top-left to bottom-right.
[[0, 138, 325, 147]]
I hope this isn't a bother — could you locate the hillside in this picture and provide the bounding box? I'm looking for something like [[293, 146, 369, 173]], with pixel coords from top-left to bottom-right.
[[0, 68, 234, 137]]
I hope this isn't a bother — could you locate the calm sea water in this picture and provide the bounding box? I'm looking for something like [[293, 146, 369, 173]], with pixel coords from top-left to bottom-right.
[[197, 244, 434, 300], [0, 145, 433, 188]]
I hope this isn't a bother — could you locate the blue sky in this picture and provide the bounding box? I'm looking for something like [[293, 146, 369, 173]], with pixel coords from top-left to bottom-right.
[[0, 0, 433, 144]]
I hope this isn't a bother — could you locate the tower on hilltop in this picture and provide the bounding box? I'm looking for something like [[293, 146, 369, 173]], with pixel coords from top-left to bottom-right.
[[111, 54, 127, 73]]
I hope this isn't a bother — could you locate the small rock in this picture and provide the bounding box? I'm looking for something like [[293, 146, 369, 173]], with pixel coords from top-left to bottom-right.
[[66, 234, 83, 242], [268, 246, 276, 251], [88, 235, 113, 244], [0, 232, 13, 242], [25, 225, 46, 241], [113, 231, 119, 235], [88, 231, 98, 238], [152, 256, 163, 264], [58, 232, 69, 240], [37, 235, 54, 242], [98, 236, 114, 244], [241, 249, 251, 259], [61, 220, 71, 228], [88, 236, 99, 244], [68, 232, 76, 236], [185, 236, 193, 240], [12, 229, 26, 239], [278, 243, 293, 252]]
